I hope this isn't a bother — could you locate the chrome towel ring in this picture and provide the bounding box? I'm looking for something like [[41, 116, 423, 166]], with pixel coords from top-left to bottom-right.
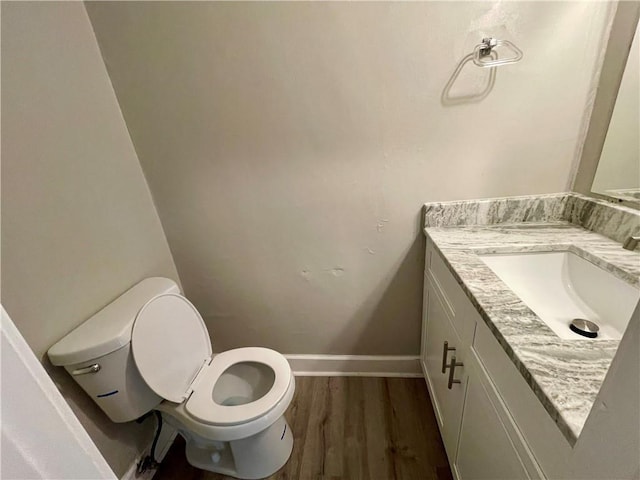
[[473, 37, 523, 68]]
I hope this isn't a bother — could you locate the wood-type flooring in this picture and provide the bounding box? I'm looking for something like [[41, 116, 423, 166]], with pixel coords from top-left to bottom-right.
[[154, 377, 452, 480]]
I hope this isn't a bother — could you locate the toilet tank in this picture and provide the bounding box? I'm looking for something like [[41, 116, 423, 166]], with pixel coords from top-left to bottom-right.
[[48, 277, 180, 423]]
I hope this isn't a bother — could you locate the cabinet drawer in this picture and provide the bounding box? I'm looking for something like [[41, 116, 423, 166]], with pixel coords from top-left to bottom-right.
[[425, 237, 433, 271], [429, 246, 465, 318], [427, 246, 476, 347]]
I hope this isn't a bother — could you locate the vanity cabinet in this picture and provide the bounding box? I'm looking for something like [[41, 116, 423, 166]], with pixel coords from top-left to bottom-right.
[[422, 240, 545, 480]]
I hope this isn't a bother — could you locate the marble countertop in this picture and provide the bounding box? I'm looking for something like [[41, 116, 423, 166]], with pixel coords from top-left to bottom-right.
[[424, 221, 640, 446]]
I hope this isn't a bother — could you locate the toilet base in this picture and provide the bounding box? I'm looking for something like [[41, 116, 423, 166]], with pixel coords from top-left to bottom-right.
[[182, 415, 293, 479]]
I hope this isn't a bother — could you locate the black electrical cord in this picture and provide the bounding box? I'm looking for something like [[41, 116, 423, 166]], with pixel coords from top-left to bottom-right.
[[136, 411, 163, 474], [149, 411, 163, 462]]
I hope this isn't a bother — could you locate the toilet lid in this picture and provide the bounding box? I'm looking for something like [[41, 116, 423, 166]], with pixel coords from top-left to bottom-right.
[[131, 294, 212, 403]]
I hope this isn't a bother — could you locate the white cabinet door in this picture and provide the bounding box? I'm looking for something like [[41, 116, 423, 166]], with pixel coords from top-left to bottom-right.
[[423, 276, 468, 462], [455, 354, 531, 480]]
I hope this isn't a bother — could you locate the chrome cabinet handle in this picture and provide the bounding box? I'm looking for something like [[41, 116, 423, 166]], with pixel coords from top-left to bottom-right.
[[447, 356, 464, 389], [441, 341, 456, 373], [71, 364, 101, 375]]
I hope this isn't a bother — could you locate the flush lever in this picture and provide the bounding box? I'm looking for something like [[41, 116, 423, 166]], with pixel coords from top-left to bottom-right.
[[71, 364, 101, 375]]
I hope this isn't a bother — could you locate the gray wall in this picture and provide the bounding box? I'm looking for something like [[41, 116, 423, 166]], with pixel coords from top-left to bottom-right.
[[1, 3, 180, 476], [86, 1, 612, 356]]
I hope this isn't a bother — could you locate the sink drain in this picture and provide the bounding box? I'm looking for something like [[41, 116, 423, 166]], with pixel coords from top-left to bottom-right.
[[569, 319, 599, 338]]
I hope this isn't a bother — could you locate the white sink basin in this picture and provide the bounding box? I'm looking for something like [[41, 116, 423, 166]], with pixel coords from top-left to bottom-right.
[[479, 251, 639, 340]]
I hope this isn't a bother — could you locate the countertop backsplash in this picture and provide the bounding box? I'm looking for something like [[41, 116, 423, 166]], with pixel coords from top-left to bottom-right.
[[424, 192, 640, 244]]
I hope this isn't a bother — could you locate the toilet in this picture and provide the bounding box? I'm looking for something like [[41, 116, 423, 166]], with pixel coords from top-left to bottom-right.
[[48, 277, 295, 479]]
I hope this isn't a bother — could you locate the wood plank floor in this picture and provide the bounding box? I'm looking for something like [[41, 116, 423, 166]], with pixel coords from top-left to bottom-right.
[[154, 377, 452, 480]]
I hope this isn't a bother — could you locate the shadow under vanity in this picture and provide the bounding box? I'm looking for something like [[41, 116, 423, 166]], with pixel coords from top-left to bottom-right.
[[420, 192, 640, 480]]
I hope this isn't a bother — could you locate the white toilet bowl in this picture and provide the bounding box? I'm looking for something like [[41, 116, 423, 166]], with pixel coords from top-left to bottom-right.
[[156, 350, 296, 478], [157, 348, 295, 441], [47, 278, 295, 480]]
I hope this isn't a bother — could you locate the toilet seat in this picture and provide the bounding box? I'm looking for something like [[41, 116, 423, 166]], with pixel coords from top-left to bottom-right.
[[156, 373, 296, 443], [131, 293, 292, 427], [185, 347, 292, 426]]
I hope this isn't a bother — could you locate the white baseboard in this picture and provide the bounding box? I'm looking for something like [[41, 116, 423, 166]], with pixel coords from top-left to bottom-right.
[[121, 423, 178, 480], [284, 354, 422, 377]]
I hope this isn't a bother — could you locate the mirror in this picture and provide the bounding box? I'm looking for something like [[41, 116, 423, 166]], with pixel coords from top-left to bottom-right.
[[591, 21, 639, 204], [573, 3, 639, 207]]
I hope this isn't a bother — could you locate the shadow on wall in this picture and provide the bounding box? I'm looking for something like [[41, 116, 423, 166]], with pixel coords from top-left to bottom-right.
[[441, 52, 497, 106], [330, 211, 426, 355]]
